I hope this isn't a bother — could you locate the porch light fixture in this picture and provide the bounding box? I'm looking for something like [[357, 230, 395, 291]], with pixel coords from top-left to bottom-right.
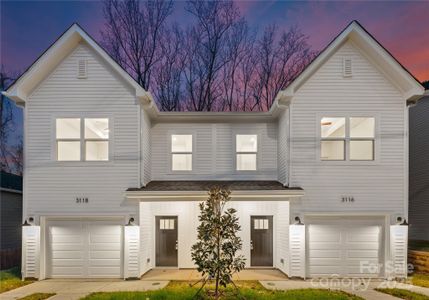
[[396, 216, 403, 224], [22, 217, 34, 226], [126, 217, 135, 226], [294, 216, 304, 225], [400, 219, 409, 226]]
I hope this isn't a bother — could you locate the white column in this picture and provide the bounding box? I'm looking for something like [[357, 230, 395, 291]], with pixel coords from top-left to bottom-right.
[[22, 226, 40, 279], [289, 224, 306, 278], [124, 225, 140, 279], [389, 225, 408, 278]]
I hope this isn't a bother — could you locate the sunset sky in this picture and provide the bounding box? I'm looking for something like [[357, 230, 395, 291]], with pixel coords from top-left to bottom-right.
[[1, 1, 428, 150], [2, 0, 428, 81]]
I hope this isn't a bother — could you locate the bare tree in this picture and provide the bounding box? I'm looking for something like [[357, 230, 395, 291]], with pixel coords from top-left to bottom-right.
[[0, 66, 22, 174], [101, 0, 173, 90], [182, 0, 242, 111], [100, 0, 315, 112], [153, 25, 184, 111]]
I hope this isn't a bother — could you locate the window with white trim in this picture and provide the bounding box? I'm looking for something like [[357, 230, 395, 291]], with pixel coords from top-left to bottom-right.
[[236, 134, 257, 170], [56, 118, 81, 161], [85, 118, 109, 161], [320, 117, 375, 161], [171, 135, 192, 171], [56, 118, 109, 161]]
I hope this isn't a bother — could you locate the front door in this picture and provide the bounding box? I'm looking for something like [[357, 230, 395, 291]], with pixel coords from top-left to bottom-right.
[[156, 216, 178, 267], [250, 216, 273, 266]]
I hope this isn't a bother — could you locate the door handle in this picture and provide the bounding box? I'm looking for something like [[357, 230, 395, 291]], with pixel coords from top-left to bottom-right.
[[175, 240, 178, 250], [250, 240, 253, 251]]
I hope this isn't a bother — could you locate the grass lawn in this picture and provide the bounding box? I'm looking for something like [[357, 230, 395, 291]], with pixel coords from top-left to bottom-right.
[[18, 293, 56, 300], [375, 288, 429, 300], [410, 273, 429, 288], [0, 267, 34, 293], [81, 281, 363, 300]]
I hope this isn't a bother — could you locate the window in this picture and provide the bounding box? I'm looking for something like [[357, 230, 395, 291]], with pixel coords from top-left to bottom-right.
[[160, 218, 175, 230], [236, 134, 257, 170], [254, 219, 269, 230], [320, 117, 375, 161], [350, 117, 375, 160], [56, 118, 109, 161], [171, 135, 192, 171], [56, 118, 81, 161], [85, 118, 109, 161]]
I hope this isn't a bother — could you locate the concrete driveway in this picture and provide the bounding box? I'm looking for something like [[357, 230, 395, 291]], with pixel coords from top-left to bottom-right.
[[0, 279, 168, 300]]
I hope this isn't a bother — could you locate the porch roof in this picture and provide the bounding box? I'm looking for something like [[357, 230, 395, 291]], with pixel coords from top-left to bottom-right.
[[125, 180, 304, 201], [128, 180, 301, 192]]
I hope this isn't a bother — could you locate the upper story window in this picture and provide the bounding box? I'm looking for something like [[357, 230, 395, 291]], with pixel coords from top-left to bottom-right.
[[236, 134, 257, 171], [56, 118, 109, 161], [171, 134, 192, 171], [320, 117, 375, 161]]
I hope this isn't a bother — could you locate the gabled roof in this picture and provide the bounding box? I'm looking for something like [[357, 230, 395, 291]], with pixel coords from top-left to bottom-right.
[[276, 20, 425, 104], [3, 23, 152, 106]]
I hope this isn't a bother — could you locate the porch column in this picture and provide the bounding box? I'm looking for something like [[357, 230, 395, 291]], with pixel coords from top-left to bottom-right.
[[124, 225, 140, 279], [389, 225, 408, 278], [22, 225, 41, 279], [289, 224, 306, 278]]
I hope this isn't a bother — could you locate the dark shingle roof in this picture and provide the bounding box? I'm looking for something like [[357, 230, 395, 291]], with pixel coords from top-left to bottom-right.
[[0, 171, 23, 192], [127, 181, 301, 192]]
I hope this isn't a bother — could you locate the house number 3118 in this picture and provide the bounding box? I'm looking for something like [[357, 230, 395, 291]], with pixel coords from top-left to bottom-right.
[[76, 197, 89, 204], [342, 196, 354, 203]]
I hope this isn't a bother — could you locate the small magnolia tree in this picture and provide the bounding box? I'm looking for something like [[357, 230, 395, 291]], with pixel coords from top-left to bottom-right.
[[191, 187, 246, 298]]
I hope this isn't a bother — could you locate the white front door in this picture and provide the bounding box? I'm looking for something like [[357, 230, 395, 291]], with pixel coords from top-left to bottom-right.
[[307, 216, 383, 277], [46, 219, 123, 278]]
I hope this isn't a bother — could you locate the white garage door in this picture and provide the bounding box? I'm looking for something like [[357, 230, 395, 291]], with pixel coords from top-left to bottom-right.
[[307, 216, 383, 277], [47, 219, 123, 278]]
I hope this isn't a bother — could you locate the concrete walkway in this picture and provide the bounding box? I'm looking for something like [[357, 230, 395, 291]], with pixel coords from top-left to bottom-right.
[[0, 279, 168, 300], [260, 279, 429, 300], [141, 268, 287, 281]]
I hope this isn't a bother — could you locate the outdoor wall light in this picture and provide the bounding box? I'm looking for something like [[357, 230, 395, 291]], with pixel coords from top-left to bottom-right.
[[400, 219, 409, 226], [126, 217, 135, 226], [396, 216, 403, 224], [294, 216, 304, 225], [22, 217, 34, 226]]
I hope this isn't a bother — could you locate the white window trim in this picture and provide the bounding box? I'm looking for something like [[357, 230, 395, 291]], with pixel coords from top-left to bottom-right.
[[168, 132, 194, 173], [52, 114, 113, 165], [234, 132, 260, 172], [317, 113, 380, 165]]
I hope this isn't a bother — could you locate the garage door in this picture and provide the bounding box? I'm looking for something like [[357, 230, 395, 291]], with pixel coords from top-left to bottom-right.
[[307, 216, 383, 277], [46, 219, 123, 278]]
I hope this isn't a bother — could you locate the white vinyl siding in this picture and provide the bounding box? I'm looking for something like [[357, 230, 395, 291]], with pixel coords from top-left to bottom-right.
[[150, 123, 277, 180], [26, 42, 139, 215], [289, 40, 406, 214], [277, 109, 289, 185]]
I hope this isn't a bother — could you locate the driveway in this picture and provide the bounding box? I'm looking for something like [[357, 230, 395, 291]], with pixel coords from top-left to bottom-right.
[[0, 279, 168, 300]]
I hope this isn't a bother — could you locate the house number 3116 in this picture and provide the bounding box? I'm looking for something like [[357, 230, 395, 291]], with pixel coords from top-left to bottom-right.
[[342, 196, 354, 203], [76, 197, 89, 204]]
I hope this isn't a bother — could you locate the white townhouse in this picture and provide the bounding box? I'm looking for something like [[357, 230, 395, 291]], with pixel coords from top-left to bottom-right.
[[3, 21, 425, 280]]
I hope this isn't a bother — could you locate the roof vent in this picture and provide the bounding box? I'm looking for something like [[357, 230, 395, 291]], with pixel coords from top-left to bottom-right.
[[343, 57, 352, 77], [77, 59, 87, 79]]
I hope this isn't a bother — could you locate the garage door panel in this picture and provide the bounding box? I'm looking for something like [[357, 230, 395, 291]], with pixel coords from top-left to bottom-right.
[[309, 258, 342, 266], [88, 267, 122, 277], [90, 235, 122, 243], [309, 249, 341, 258], [51, 259, 85, 267], [50, 235, 83, 244], [51, 250, 84, 259], [347, 250, 379, 258], [51, 267, 84, 277], [307, 217, 383, 277], [47, 219, 123, 278], [89, 243, 121, 251]]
